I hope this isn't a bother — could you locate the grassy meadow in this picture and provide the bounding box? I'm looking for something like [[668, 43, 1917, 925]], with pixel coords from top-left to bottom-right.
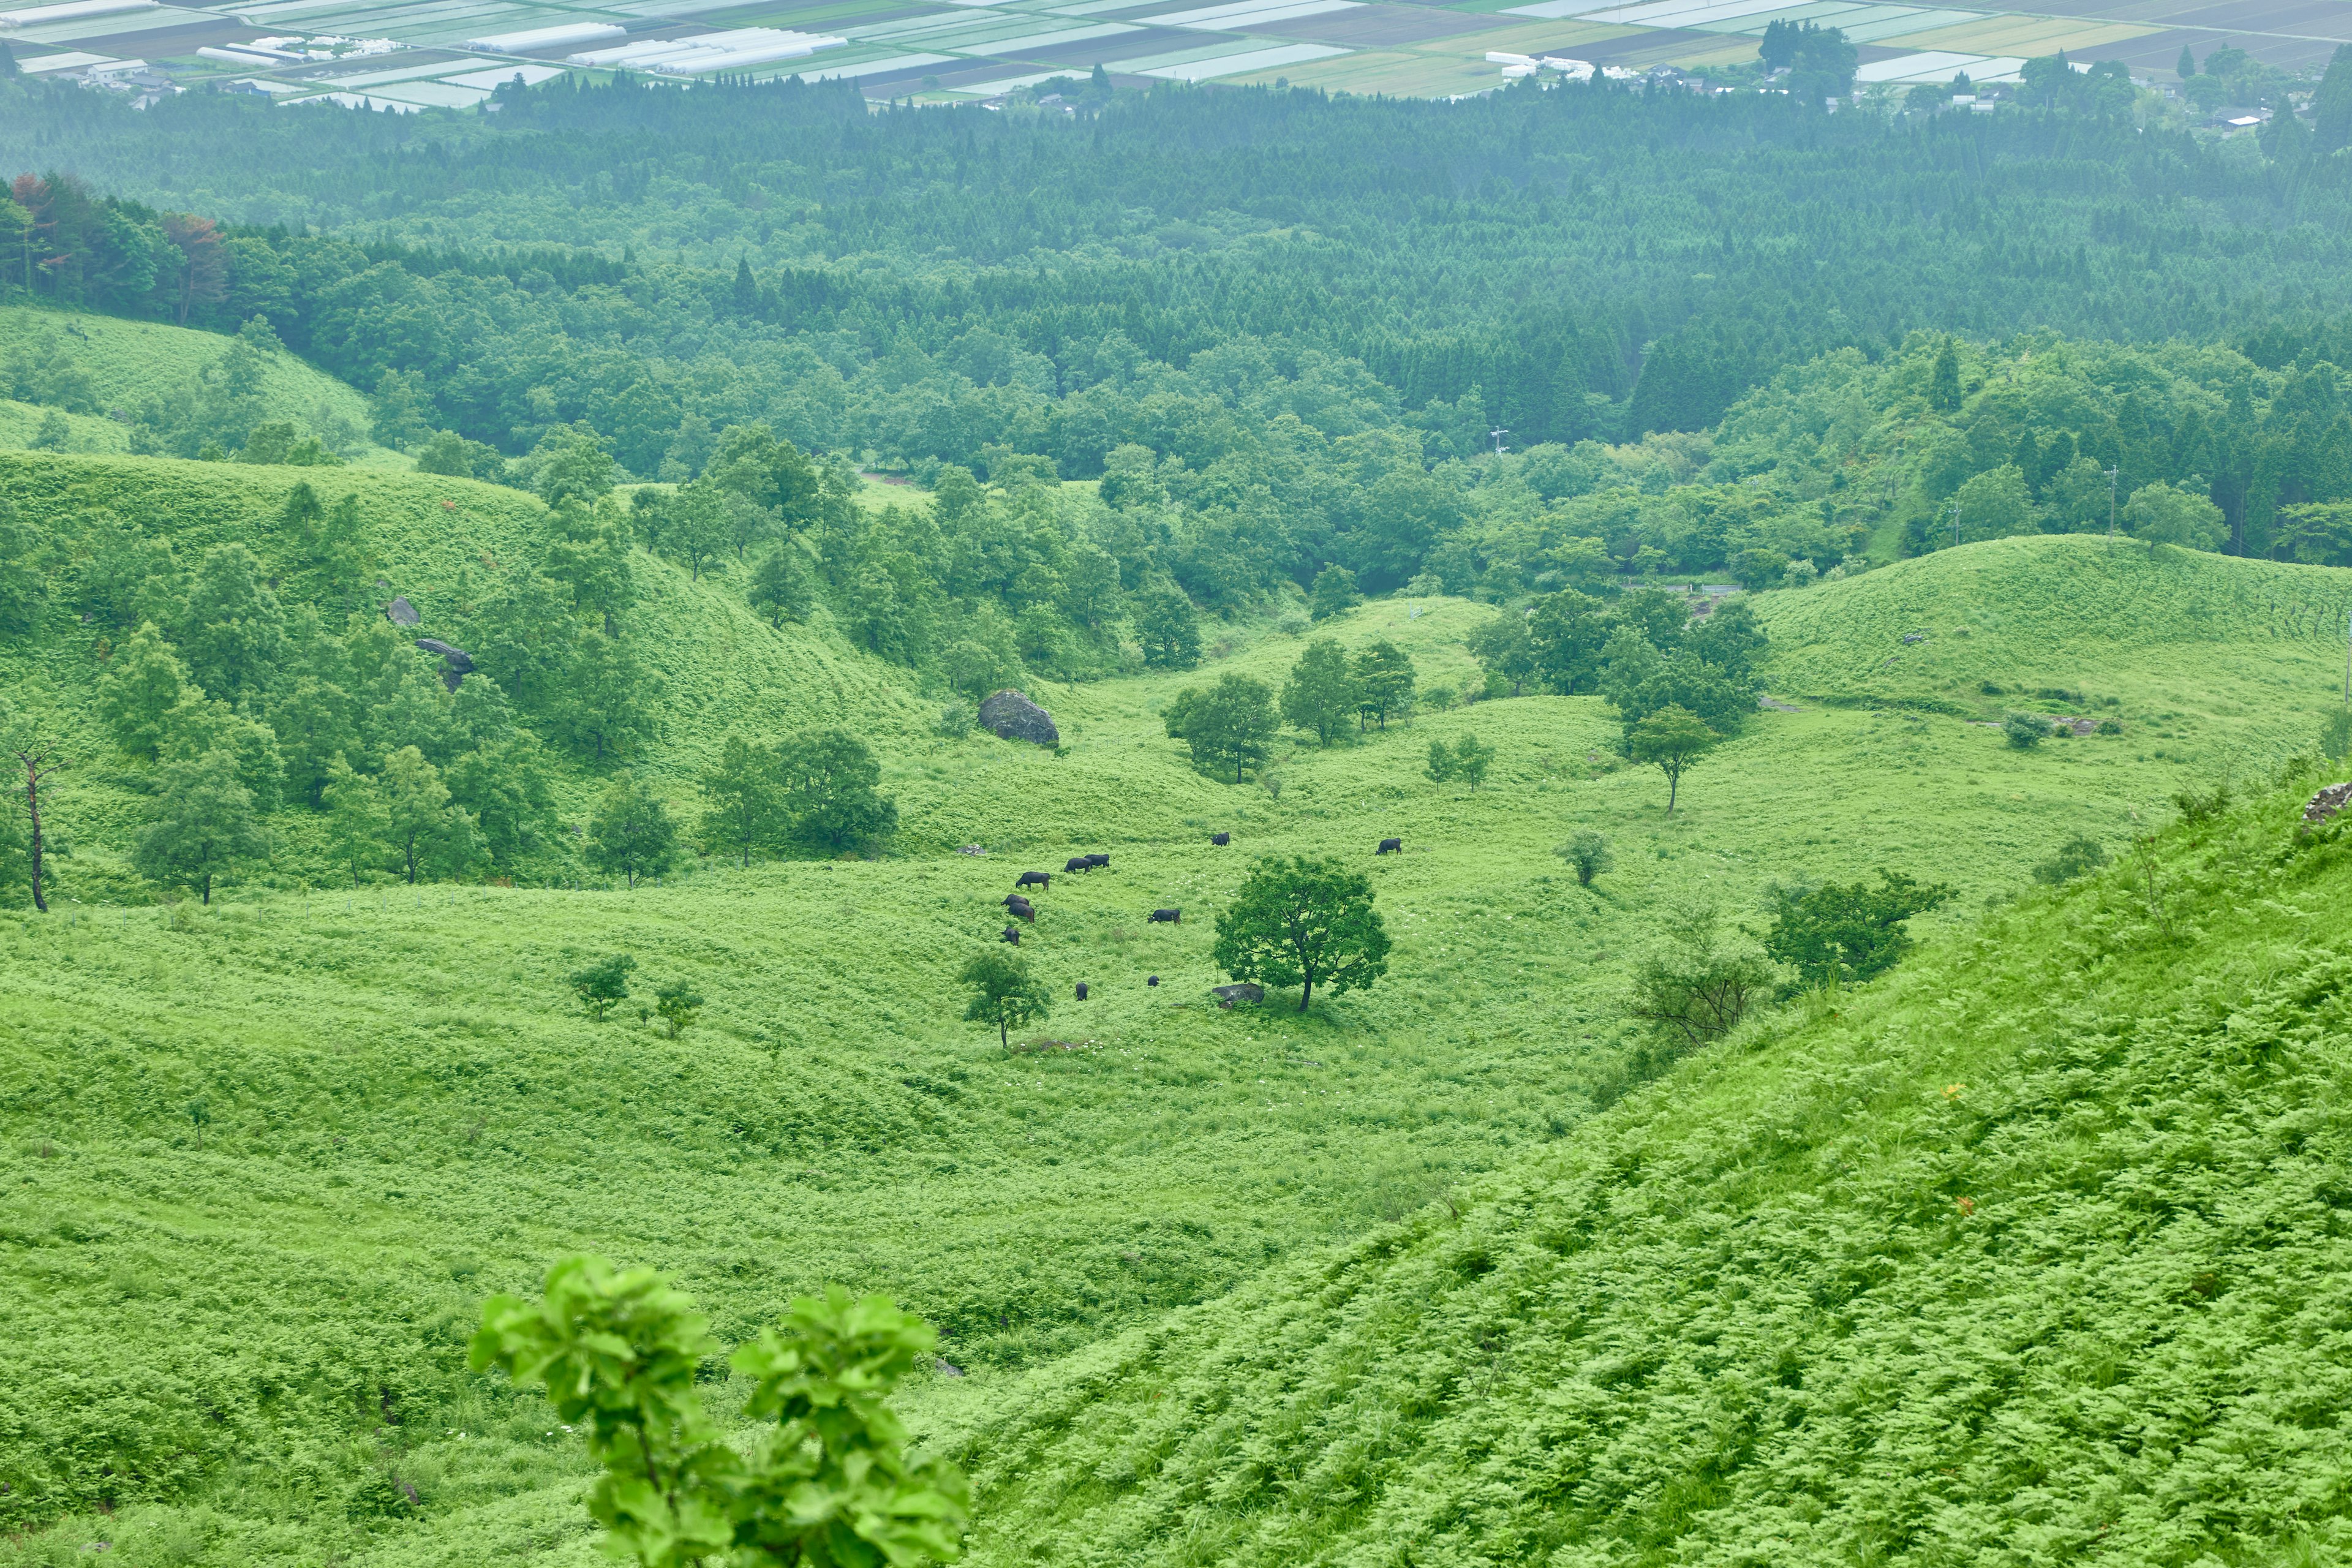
[[5, 473, 2352, 1566], [929, 760, 2352, 1567]]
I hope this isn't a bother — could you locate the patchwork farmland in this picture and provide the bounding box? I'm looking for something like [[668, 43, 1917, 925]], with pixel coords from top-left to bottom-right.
[[2, 0, 2343, 103]]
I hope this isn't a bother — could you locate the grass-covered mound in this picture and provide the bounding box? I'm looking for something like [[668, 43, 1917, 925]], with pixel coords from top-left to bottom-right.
[[0, 306, 393, 462], [1758, 535, 2352, 739], [931, 763, 2352, 1566]]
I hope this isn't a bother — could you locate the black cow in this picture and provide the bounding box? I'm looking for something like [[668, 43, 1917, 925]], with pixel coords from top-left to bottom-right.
[[1000, 925, 1021, 944], [1210, 832, 1231, 846], [1147, 974, 1159, 987], [1016, 870, 1052, 891], [1064, 856, 1091, 874], [1005, 898, 1035, 922], [1377, 837, 1403, 854], [1085, 853, 1110, 869], [1074, 982, 1089, 1000], [1149, 908, 1181, 924]]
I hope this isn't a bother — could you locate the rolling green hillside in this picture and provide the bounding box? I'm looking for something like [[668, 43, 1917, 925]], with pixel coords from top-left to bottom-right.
[[0, 307, 396, 464], [926, 764, 2352, 1566], [1757, 536, 2352, 742], [6, 526, 2352, 1566]]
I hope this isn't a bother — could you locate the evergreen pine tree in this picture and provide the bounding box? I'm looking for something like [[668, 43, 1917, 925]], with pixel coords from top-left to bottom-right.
[[1929, 339, 1962, 413], [2314, 44, 2352, 153]]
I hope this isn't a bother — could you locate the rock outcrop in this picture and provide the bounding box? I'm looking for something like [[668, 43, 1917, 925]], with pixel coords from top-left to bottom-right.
[[2304, 782, 2352, 827], [979, 688, 1059, 747]]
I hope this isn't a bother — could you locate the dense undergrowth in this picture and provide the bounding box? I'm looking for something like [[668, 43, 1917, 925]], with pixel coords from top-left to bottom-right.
[[927, 764, 2352, 1565]]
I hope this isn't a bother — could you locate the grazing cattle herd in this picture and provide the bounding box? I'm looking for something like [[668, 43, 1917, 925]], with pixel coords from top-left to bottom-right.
[[977, 832, 1401, 1015]]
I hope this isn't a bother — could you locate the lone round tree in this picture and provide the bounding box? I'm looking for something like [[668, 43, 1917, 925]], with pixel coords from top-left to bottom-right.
[[1212, 854, 1392, 1012], [1627, 704, 1719, 815], [961, 947, 1052, 1046]]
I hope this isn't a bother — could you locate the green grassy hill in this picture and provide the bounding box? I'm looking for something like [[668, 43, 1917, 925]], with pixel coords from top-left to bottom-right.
[[924, 764, 2352, 1566], [1758, 536, 2352, 754], [0, 306, 398, 464], [6, 529, 2352, 1567]]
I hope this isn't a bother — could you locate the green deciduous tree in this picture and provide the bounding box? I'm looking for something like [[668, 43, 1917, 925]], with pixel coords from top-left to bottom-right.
[[1626, 900, 1778, 1050], [586, 772, 680, 888], [1164, 673, 1278, 782], [173, 543, 285, 701], [1281, 638, 1360, 746], [1450, 733, 1492, 789], [1764, 870, 1951, 990], [1352, 639, 1414, 729], [160, 690, 285, 809], [543, 500, 637, 627], [1425, 736, 1455, 783], [570, 953, 636, 1021], [97, 621, 191, 759], [961, 946, 1051, 1047], [381, 744, 480, 884], [1308, 564, 1360, 621], [560, 628, 654, 766], [273, 675, 358, 807], [1627, 704, 1719, 813], [1134, 585, 1200, 669], [134, 745, 269, 903], [1952, 464, 2036, 543], [322, 753, 389, 886], [2125, 481, 2226, 552], [776, 728, 897, 853], [472, 1257, 968, 1568], [532, 424, 617, 508], [1212, 853, 1392, 1012], [747, 541, 815, 627], [1556, 829, 1613, 886], [700, 733, 786, 867], [654, 981, 704, 1040]]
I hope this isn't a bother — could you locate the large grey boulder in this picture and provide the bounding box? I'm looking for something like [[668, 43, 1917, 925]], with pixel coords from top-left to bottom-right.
[[385, 596, 420, 627], [415, 638, 473, 692], [980, 688, 1060, 747], [1212, 983, 1264, 1009]]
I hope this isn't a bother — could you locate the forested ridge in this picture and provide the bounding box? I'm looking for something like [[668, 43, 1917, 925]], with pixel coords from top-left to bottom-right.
[[12, 66, 2352, 475]]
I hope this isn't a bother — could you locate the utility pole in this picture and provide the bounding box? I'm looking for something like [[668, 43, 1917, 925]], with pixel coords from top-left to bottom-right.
[[2106, 464, 2119, 538], [1490, 428, 1509, 458], [1951, 497, 1961, 551]]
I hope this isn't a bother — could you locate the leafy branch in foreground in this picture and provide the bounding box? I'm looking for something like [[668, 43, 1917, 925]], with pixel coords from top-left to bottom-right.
[[472, 1256, 968, 1568]]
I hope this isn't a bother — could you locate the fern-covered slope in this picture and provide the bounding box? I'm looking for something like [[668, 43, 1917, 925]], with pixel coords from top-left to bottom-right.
[[929, 769, 2352, 1566]]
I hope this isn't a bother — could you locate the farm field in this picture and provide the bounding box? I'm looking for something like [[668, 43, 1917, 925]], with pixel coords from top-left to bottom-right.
[[12, 0, 2343, 103], [3, 436, 2348, 1564]]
